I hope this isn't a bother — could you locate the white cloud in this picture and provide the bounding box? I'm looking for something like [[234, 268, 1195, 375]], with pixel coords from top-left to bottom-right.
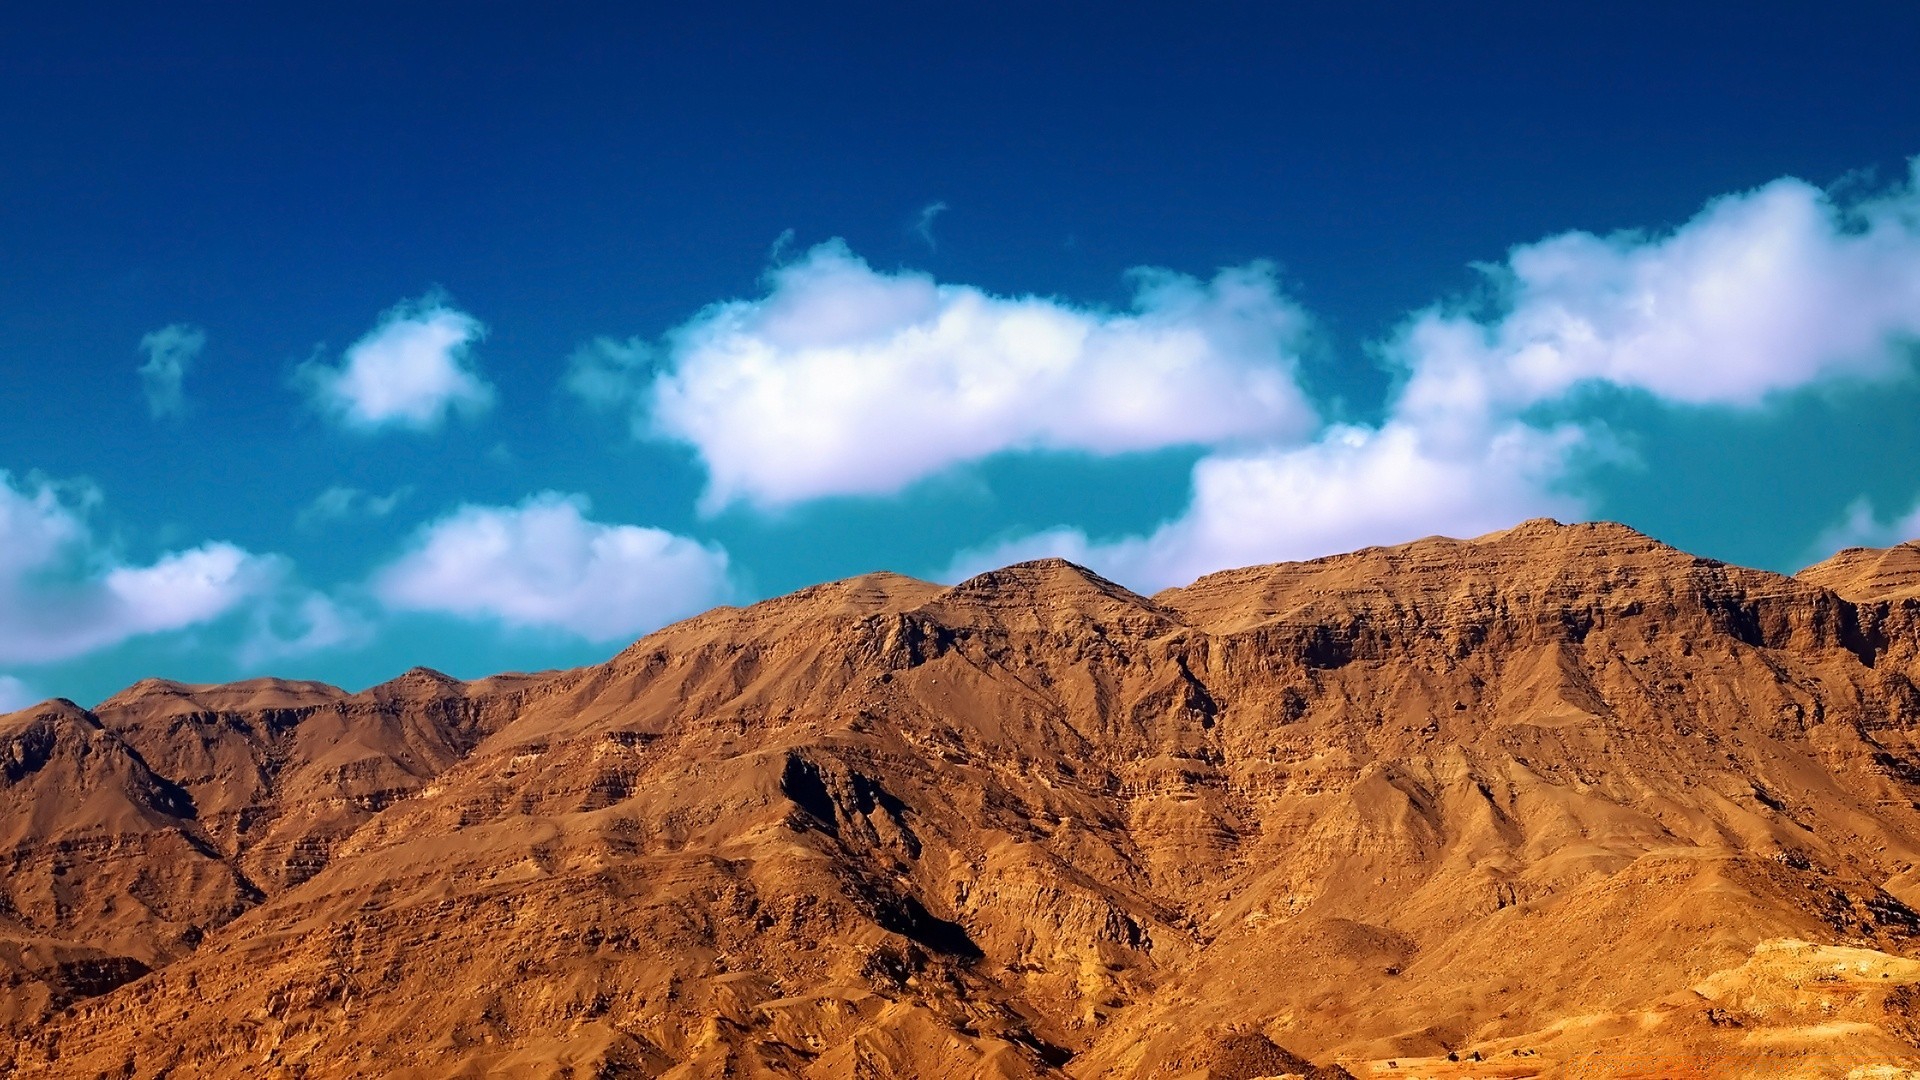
[[239, 592, 373, 666], [103, 544, 279, 634], [1392, 167, 1920, 420], [295, 484, 410, 529], [300, 295, 493, 431], [372, 492, 731, 640], [0, 471, 286, 664], [578, 241, 1320, 513], [1811, 496, 1920, 556], [954, 162, 1920, 589], [0, 675, 36, 713], [137, 323, 206, 419]]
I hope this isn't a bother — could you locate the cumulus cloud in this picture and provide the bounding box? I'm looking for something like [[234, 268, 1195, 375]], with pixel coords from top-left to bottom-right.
[[0, 674, 36, 713], [300, 295, 493, 431], [296, 484, 411, 529], [1391, 168, 1920, 423], [372, 492, 731, 640], [952, 162, 1920, 589], [577, 241, 1320, 512], [137, 323, 206, 419], [0, 471, 287, 664]]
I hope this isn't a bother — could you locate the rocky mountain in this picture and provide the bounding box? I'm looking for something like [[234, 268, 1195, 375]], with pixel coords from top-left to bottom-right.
[[5, 520, 1920, 1078]]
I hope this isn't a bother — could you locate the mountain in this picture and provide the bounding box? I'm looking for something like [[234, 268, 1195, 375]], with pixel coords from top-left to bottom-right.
[[5, 520, 1920, 1078], [1799, 540, 1920, 604]]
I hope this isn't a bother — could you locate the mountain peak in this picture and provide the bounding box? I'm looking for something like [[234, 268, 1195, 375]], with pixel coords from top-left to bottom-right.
[[1487, 516, 1658, 545], [373, 665, 462, 689], [947, 556, 1145, 600], [931, 557, 1177, 635], [0, 696, 95, 733]]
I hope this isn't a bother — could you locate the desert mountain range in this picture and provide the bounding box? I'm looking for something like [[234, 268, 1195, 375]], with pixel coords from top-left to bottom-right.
[[6, 520, 1920, 1078]]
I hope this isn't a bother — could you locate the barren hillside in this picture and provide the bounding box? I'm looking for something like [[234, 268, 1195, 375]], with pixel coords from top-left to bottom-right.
[[6, 520, 1920, 1078]]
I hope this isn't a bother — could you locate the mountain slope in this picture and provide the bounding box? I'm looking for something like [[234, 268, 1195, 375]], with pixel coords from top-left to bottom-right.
[[1799, 540, 1920, 604], [7, 520, 1920, 1078]]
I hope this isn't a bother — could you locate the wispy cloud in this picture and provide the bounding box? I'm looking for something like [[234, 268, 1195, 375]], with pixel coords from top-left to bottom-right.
[[768, 227, 797, 264], [564, 336, 653, 413], [913, 200, 949, 251], [298, 294, 493, 432], [0, 674, 35, 713], [576, 240, 1320, 513], [295, 484, 411, 530], [1810, 496, 1920, 557], [372, 492, 731, 640], [238, 592, 372, 666], [137, 323, 206, 419]]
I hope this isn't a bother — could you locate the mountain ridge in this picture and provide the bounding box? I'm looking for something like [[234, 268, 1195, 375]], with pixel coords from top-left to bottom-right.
[[5, 519, 1920, 1077]]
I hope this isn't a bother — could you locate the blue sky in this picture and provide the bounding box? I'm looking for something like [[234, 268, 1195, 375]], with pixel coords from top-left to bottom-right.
[[5, 2, 1920, 708]]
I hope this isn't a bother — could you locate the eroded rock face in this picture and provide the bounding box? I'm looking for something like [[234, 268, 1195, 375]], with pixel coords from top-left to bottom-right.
[[7, 520, 1920, 1077]]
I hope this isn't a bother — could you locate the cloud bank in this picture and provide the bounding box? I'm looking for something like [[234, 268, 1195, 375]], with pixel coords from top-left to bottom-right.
[[574, 241, 1319, 512], [301, 296, 494, 431], [137, 323, 206, 419], [372, 493, 731, 640]]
